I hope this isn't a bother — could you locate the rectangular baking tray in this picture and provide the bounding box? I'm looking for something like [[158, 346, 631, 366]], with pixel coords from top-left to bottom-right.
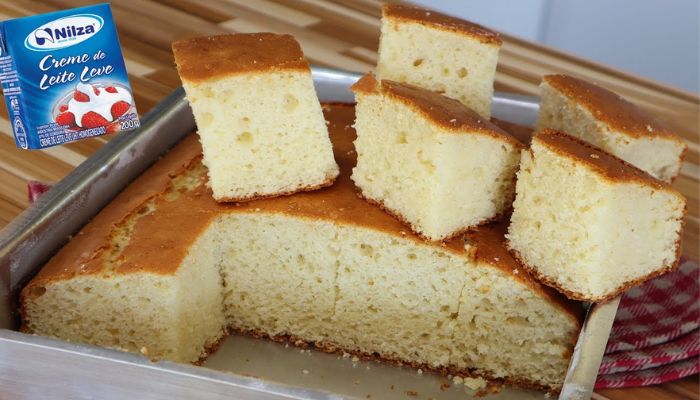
[[0, 67, 619, 400]]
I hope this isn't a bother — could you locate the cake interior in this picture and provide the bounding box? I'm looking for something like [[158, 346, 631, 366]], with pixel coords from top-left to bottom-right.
[[507, 133, 685, 300], [352, 81, 521, 240], [182, 69, 338, 201], [21, 105, 580, 391]]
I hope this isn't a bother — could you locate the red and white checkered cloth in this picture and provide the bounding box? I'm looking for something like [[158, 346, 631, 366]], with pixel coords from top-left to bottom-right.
[[595, 259, 699, 388], [25, 183, 699, 388]]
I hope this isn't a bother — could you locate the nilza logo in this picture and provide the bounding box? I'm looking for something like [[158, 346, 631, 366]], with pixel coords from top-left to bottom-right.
[[24, 14, 103, 51]]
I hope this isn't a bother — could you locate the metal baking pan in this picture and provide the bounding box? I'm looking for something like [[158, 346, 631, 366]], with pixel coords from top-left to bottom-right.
[[0, 67, 619, 400]]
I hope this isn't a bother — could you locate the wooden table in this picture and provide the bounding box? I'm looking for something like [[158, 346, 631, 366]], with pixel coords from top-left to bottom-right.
[[0, 1, 697, 399]]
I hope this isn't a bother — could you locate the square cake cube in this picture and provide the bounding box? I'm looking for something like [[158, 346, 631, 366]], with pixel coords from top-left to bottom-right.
[[351, 74, 523, 241], [537, 74, 687, 182], [377, 4, 502, 118], [172, 33, 338, 202], [507, 129, 686, 301]]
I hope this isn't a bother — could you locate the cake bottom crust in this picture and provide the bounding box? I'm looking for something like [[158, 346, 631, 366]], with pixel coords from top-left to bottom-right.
[[215, 173, 338, 203], [228, 326, 560, 393], [505, 242, 681, 303], [192, 328, 230, 366]]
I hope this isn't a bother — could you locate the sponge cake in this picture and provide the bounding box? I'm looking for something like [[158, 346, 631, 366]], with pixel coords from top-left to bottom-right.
[[172, 33, 339, 202]]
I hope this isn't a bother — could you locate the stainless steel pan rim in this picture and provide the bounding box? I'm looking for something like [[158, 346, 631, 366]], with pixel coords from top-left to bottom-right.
[[0, 67, 617, 400]]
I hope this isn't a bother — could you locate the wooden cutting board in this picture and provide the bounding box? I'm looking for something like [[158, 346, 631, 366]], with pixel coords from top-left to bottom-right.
[[0, 1, 697, 398]]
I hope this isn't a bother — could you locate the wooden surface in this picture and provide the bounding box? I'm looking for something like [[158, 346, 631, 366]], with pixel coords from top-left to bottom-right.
[[0, 1, 697, 398]]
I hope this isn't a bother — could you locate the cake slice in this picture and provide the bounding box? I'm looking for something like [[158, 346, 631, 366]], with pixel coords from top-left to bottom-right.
[[172, 33, 338, 202], [537, 74, 687, 182], [19, 144, 227, 363], [377, 3, 502, 117], [351, 74, 523, 241], [507, 129, 686, 302]]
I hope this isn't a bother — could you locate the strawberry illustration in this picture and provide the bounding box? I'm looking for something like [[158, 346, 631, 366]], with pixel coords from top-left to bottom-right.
[[56, 111, 76, 127], [59, 104, 68, 112], [105, 123, 121, 134], [73, 90, 89, 102], [105, 86, 118, 93], [81, 112, 109, 128], [111, 101, 130, 119]]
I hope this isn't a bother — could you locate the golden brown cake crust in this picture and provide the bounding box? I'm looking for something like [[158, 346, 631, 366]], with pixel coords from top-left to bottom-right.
[[23, 104, 580, 327], [172, 33, 309, 83], [383, 3, 502, 46], [22, 134, 214, 293], [352, 74, 523, 148], [535, 129, 683, 196], [542, 74, 684, 143]]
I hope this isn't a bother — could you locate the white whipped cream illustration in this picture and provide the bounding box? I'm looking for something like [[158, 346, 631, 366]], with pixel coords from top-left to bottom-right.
[[66, 82, 133, 127]]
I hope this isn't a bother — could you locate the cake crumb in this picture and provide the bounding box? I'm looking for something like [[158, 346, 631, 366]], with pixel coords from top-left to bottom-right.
[[493, 257, 500, 261], [646, 124, 653, 132], [405, 390, 418, 397], [140, 346, 149, 356], [544, 392, 552, 398], [417, 368, 423, 375], [476, 382, 503, 397], [463, 243, 476, 259], [440, 382, 451, 391], [352, 356, 360, 362], [452, 376, 464, 385], [342, 351, 351, 358], [589, 154, 600, 159], [463, 377, 487, 391], [302, 369, 309, 374], [513, 269, 519, 274]]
